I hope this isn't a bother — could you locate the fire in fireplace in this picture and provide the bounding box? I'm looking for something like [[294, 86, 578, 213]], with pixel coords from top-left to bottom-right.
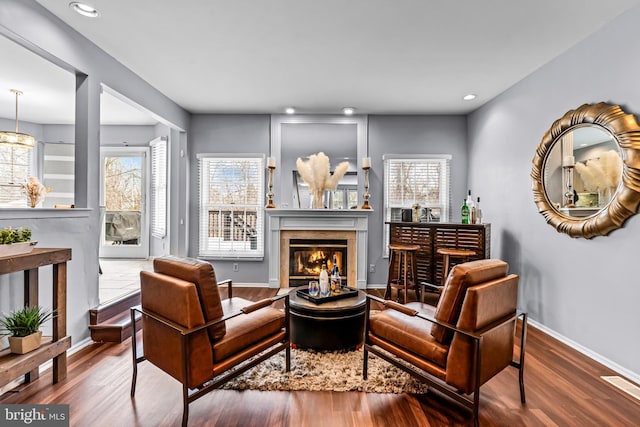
[[289, 239, 347, 286]]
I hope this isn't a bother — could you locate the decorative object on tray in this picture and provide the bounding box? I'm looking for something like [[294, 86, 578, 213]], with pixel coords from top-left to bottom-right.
[[22, 176, 51, 208], [0, 227, 37, 257], [0, 305, 55, 354], [296, 152, 349, 208]]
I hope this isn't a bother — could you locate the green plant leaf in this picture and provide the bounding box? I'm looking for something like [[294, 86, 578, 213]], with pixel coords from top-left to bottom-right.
[[0, 305, 55, 337]]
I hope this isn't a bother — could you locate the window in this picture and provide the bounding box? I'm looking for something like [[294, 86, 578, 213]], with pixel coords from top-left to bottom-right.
[[383, 154, 451, 253], [198, 154, 265, 258], [0, 145, 33, 207], [150, 138, 167, 238]]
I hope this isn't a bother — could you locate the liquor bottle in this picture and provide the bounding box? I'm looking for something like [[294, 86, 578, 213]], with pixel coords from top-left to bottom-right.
[[475, 197, 482, 224], [461, 199, 469, 224], [466, 190, 475, 212], [319, 262, 330, 297], [331, 256, 342, 295]]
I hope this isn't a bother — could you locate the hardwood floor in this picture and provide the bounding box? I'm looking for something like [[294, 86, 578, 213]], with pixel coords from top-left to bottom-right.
[[1, 287, 638, 426]]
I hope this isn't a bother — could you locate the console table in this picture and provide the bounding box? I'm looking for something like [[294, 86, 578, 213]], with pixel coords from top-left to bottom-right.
[[387, 222, 490, 286], [0, 248, 72, 387]]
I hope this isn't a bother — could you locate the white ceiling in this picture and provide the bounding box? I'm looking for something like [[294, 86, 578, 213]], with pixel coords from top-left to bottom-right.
[[2, 0, 639, 125]]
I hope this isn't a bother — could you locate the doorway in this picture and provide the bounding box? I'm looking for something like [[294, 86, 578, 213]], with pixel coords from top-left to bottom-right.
[[99, 147, 149, 258]]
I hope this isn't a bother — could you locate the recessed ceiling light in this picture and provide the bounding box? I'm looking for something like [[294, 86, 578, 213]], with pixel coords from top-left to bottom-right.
[[463, 94, 477, 101], [342, 107, 355, 116], [285, 107, 295, 115], [69, 2, 99, 18]]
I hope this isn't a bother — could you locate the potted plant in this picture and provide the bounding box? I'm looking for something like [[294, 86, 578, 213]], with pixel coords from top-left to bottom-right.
[[0, 305, 55, 354], [0, 227, 36, 257]]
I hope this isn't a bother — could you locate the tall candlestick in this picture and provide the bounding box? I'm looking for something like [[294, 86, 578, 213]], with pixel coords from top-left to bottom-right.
[[266, 160, 276, 209], [360, 162, 371, 210]]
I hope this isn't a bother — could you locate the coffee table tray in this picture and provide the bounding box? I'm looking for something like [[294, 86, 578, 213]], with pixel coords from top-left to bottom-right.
[[296, 287, 359, 304]]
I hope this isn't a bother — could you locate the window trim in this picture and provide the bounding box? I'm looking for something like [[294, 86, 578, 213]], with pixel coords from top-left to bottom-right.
[[382, 154, 452, 256], [197, 153, 266, 259], [150, 137, 167, 238], [0, 143, 37, 208]]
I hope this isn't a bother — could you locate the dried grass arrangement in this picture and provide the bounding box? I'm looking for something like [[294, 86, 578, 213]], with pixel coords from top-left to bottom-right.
[[574, 150, 622, 203], [296, 152, 349, 208], [22, 176, 51, 208]]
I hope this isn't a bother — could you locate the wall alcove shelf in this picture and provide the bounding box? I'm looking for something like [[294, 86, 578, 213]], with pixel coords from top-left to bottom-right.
[[0, 248, 72, 387], [387, 222, 490, 286]]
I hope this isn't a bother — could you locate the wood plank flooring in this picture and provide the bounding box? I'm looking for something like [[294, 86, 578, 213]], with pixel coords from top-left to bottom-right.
[[1, 287, 638, 426]]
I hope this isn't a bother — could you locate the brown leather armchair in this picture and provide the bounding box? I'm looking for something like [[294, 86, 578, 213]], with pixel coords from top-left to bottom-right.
[[364, 259, 527, 425], [130, 256, 290, 426]]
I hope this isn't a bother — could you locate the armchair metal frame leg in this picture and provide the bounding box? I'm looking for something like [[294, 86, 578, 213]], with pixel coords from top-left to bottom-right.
[[510, 312, 528, 404], [363, 311, 528, 426], [130, 306, 144, 397]]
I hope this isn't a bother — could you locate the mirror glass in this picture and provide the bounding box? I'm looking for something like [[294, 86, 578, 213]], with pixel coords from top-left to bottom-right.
[[277, 119, 361, 209], [531, 102, 640, 238], [543, 126, 622, 218]]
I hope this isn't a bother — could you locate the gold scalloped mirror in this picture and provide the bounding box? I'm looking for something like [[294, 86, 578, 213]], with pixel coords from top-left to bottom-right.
[[532, 102, 640, 238]]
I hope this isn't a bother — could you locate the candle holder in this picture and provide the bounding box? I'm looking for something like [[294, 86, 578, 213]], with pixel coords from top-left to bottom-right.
[[266, 165, 276, 208], [360, 166, 371, 209]]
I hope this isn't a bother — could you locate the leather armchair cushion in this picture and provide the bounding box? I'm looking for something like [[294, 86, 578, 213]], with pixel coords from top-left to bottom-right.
[[153, 256, 226, 340], [140, 271, 207, 329], [213, 298, 286, 362], [446, 276, 518, 393], [140, 271, 214, 388], [369, 302, 448, 368], [431, 259, 508, 344]]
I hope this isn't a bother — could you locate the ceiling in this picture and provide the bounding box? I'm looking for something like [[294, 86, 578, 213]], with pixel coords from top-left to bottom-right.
[[2, 0, 640, 126]]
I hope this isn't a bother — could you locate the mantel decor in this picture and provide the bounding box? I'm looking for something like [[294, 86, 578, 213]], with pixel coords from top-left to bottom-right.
[[360, 157, 372, 209], [266, 157, 276, 208], [296, 152, 349, 208]]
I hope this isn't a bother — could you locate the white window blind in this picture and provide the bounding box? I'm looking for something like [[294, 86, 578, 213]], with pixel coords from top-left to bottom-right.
[[383, 155, 451, 253], [150, 138, 167, 238], [0, 145, 33, 207], [198, 154, 265, 258]]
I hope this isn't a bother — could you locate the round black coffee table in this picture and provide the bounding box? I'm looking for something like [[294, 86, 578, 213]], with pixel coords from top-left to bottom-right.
[[288, 288, 366, 351]]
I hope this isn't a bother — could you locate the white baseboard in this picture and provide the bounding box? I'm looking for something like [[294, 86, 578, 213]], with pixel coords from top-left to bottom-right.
[[528, 319, 640, 385]]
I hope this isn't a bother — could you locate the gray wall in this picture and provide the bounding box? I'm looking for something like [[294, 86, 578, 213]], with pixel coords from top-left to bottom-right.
[[189, 114, 271, 281], [0, 0, 188, 349], [189, 114, 468, 286], [467, 5, 640, 379], [366, 115, 468, 282]]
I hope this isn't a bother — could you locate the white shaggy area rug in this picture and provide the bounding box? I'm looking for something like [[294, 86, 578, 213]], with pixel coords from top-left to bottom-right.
[[221, 348, 429, 394]]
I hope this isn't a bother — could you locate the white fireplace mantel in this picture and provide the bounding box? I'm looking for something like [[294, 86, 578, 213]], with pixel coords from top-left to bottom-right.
[[267, 209, 372, 289]]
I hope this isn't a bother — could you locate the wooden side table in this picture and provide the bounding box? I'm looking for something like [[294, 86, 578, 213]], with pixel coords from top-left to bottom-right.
[[0, 248, 72, 387]]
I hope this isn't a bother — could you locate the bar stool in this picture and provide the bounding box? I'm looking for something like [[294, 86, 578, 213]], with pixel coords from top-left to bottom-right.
[[437, 248, 476, 287], [385, 243, 421, 303]]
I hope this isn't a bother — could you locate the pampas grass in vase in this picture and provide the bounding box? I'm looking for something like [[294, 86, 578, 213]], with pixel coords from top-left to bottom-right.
[[296, 152, 350, 208]]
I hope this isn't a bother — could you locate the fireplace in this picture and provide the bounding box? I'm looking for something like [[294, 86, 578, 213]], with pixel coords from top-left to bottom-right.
[[288, 239, 347, 286], [267, 209, 371, 288]]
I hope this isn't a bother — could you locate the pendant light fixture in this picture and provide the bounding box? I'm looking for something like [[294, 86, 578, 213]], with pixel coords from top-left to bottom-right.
[[0, 89, 35, 149]]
